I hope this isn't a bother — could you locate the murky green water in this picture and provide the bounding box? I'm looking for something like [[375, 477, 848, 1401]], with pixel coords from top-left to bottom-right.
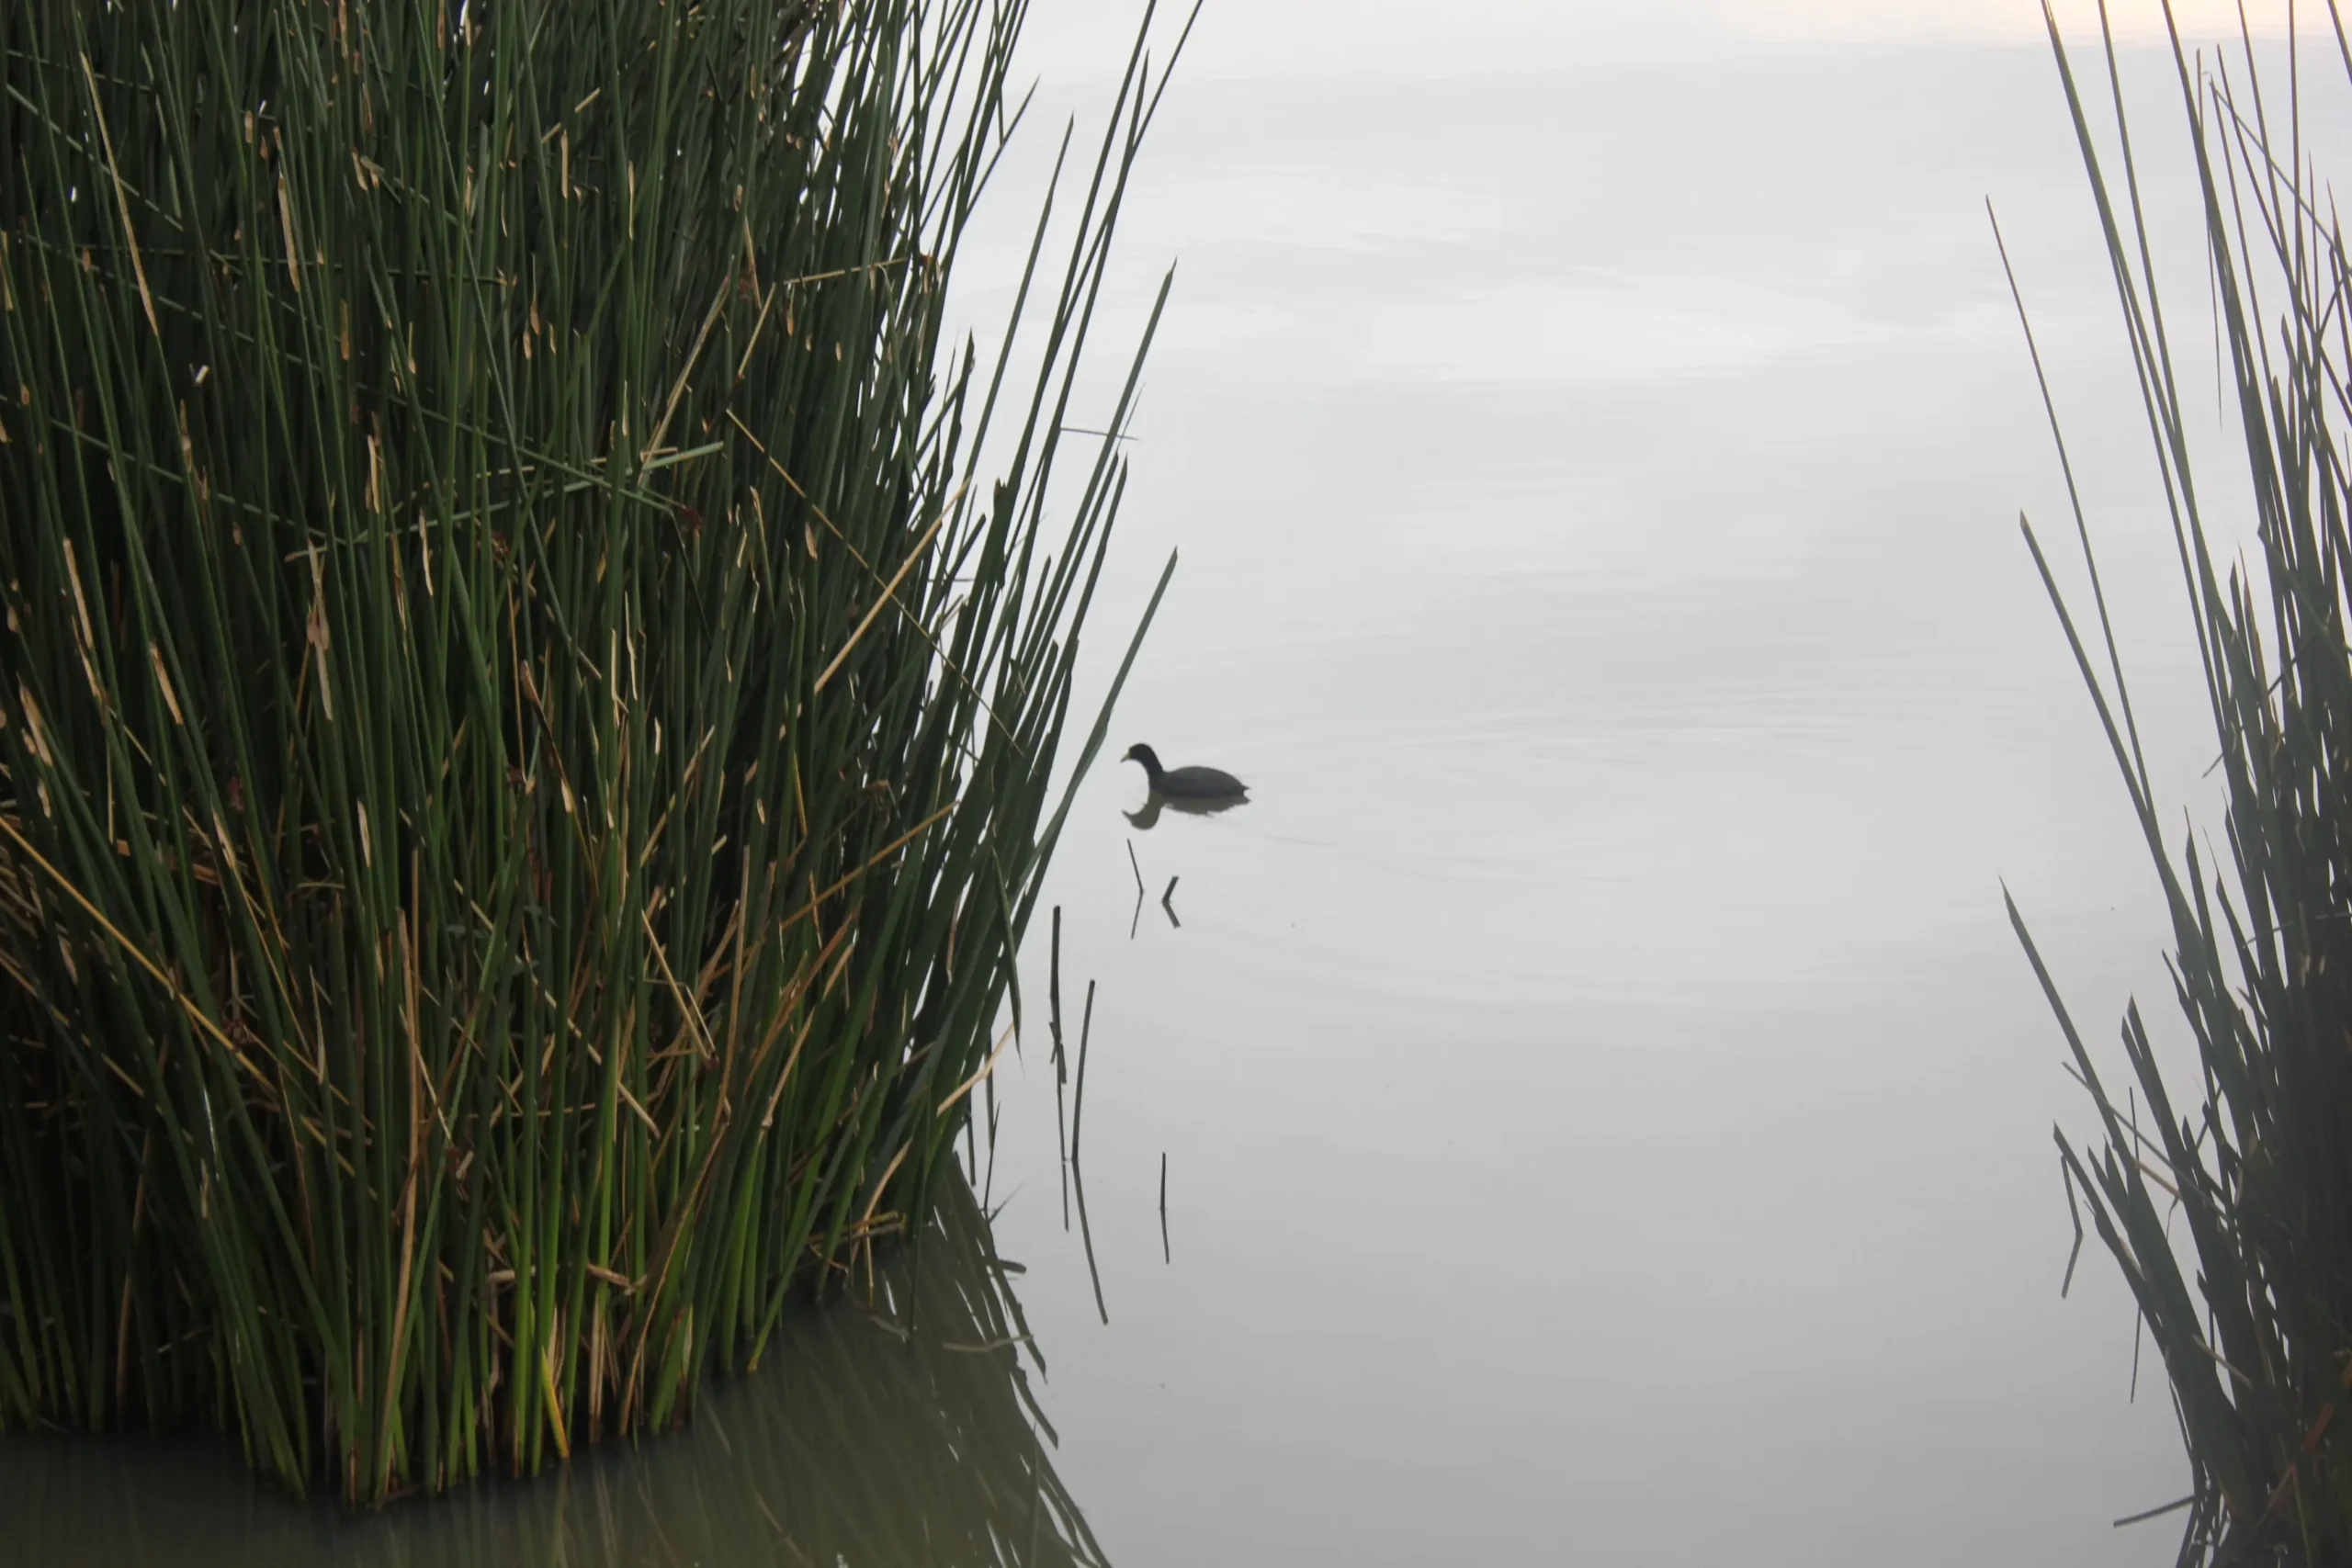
[[4, 1176, 1102, 1567], [13, 6, 2344, 1564]]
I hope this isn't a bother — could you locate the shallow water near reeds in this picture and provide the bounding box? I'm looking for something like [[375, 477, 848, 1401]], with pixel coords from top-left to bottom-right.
[[10, 9, 2342, 1565]]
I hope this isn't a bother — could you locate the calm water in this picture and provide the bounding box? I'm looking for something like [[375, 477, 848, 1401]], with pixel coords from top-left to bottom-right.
[[8, 6, 2326, 1563]]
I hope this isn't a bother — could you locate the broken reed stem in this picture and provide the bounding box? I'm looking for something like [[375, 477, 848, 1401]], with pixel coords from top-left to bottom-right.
[[1069, 977, 1096, 1170]]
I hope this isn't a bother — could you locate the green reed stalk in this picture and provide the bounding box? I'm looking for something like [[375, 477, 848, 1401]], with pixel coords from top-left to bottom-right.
[[2007, 4, 2352, 1562], [0, 0, 1188, 1504]]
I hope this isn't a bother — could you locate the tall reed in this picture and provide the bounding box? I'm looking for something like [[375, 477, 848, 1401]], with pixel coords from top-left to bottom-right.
[[0, 0, 1184, 1504], [2007, 5, 2352, 1562]]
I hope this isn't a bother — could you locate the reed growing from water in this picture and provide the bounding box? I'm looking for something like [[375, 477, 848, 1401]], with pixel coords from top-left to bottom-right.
[[2007, 6, 2352, 1562], [0, 0, 1182, 1504], [9, 1170, 1107, 1566]]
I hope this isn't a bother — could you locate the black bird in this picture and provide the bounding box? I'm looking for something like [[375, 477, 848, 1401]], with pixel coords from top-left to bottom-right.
[[1122, 743, 1247, 800]]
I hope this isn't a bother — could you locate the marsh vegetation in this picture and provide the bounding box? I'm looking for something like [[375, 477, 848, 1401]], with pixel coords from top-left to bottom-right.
[[2009, 9, 2352, 1562], [0, 0, 1183, 1505]]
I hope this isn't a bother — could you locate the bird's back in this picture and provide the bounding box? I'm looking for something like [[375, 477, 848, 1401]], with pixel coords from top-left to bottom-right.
[[1157, 763, 1247, 798]]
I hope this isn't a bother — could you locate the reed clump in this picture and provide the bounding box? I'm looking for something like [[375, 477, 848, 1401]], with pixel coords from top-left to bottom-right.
[[2008, 6, 2352, 1563], [0, 0, 1181, 1504]]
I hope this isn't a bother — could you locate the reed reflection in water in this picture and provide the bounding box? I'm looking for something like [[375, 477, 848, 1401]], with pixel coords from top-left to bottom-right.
[[1, 1173, 1104, 1568]]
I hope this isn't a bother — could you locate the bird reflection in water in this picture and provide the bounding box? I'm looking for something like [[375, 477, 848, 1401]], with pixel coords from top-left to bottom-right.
[[1124, 790, 1249, 830]]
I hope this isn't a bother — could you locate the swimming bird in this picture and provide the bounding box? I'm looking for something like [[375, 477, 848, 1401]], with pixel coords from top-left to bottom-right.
[[1122, 743, 1247, 800]]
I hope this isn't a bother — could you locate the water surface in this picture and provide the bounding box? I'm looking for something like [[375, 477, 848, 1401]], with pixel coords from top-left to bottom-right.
[[965, 20, 2284, 1568]]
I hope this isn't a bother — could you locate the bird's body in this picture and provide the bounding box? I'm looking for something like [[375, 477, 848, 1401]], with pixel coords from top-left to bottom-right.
[[1122, 743, 1247, 800]]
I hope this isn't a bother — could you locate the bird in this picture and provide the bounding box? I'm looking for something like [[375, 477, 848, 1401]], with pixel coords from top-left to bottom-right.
[[1121, 742, 1247, 800]]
